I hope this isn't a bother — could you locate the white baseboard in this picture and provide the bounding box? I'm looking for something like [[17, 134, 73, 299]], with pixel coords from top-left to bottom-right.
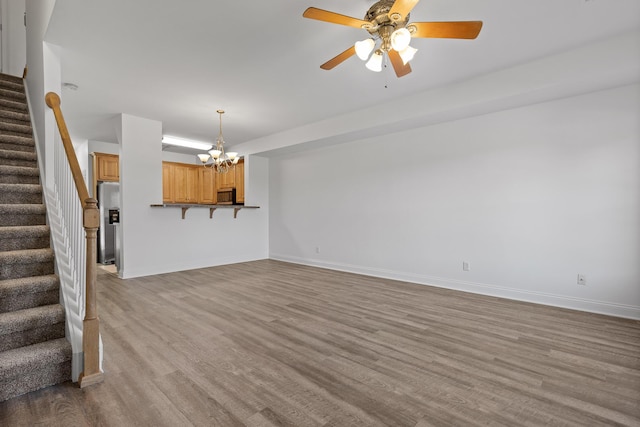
[[120, 252, 269, 279], [270, 254, 640, 320]]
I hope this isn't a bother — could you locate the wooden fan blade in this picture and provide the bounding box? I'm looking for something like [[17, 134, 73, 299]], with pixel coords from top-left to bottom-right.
[[388, 0, 420, 21], [410, 21, 483, 39], [303, 7, 370, 29], [388, 49, 412, 77], [320, 46, 356, 70]]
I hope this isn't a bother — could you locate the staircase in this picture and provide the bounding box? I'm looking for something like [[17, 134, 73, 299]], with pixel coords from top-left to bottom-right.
[[0, 73, 72, 401]]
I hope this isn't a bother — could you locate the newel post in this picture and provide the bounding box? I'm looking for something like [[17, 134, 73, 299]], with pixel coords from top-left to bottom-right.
[[78, 198, 104, 387]]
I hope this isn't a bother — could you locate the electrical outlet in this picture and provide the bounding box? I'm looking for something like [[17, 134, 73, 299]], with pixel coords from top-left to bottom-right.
[[463, 261, 470, 271], [577, 274, 586, 285], [315, 246, 320, 254]]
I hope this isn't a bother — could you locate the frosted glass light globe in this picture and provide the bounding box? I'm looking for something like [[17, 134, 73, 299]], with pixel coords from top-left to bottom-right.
[[365, 50, 383, 72], [399, 45, 418, 64], [390, 28, 411, 52], [355, 38, 375, 60]]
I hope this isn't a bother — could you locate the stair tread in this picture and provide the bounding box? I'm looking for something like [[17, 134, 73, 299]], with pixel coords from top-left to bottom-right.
[[0, 86, 27, 102], [0, 79, 24, 90], [0, 124, 32, 136], [0, 183, 42, 192], [0, 114, 30, 125], [0, 274, 59, 296], [0, 224, 49, 237], [0, 338, 71, 378], [0, 133, 34, 144], [0, 87, 25, 97], [0, 164, 39, 175], [0, 203, 46, 214], [0, 99, 27, 112], [0, 73, 23, 82], [0, 248, 54, 262], [0, 149, 37, 160], [0, 304, 64, 335]]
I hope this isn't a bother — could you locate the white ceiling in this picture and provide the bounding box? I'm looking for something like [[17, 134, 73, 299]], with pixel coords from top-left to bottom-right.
[[44, 0, 640, 154]]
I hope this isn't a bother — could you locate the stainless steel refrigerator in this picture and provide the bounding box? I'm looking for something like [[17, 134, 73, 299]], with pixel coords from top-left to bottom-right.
[[97, 182, 120, 264]]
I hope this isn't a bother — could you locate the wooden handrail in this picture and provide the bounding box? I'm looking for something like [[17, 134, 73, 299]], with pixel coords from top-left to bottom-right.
[[45, 92, 104, 388], [45, 93, 91, 206]]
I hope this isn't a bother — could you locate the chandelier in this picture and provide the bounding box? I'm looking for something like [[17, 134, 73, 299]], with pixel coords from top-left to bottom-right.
[[197, 109, 239, 173]]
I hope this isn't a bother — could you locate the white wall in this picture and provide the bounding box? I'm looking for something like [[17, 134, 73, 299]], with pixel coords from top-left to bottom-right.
[[269, 84, 640, 319], [1, 0, 26, 77], [115, 114, 268, 279], [25, 0, 55, 162]]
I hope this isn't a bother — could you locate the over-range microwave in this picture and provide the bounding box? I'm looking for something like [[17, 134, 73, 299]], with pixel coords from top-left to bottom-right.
[[217, 188, 236, 205]]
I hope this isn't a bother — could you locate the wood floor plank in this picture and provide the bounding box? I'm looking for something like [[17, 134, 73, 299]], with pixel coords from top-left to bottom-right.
[[1, 259, 638, 426]]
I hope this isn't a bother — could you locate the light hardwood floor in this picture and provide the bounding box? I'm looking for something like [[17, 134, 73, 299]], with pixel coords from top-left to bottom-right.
[[1, 260, 639, 426]]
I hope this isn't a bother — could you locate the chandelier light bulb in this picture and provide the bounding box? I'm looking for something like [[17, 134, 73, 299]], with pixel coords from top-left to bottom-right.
[[355, 38, 375, 60], [399, 45, 418, 64], [208, 149, 222, 159], [390, 27, 412, 52], [197, 154, 210, 164], [227, 152, 238, 161], [365, 50, 383, 72]]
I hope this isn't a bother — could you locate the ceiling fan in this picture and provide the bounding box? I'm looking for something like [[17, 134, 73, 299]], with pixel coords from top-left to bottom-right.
[[302, 0, 482, 78]]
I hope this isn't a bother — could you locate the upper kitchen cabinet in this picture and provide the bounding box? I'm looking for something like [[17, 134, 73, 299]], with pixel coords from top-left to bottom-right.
[[216, 164, 236, 190], [235, 160, 244, 204], [94, 153, 119, 182]]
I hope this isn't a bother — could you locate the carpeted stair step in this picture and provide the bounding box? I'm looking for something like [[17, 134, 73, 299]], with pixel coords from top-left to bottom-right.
[[0, 87, 26, 103], [0, 74, 24, 90], [0, 275, 59, 313], [0, 338, 72, 401], [0, 76, 24, 92], [0, 109, 30, 125], [0, 148, 37, 167], [0, 248, 54, 281], [0, 97, 28, 114], [0, 204, 46, 226], [0, 134, 35, 153], [0, 165, 40, 184], [0, 225, 50, 252], [0, 121, 31, 136], [0, 183, 42, 204], [0, 304, 65, 352]]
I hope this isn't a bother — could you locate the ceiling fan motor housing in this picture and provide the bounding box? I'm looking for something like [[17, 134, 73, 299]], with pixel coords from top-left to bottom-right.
[[364, 0, 410, 51], [364, 0, 410, 31]]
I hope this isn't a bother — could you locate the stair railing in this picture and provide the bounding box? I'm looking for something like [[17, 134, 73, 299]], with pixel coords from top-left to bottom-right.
[[45, 92, 103, 388]]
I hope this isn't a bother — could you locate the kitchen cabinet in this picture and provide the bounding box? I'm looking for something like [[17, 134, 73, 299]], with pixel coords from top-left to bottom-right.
[[162, 163, 173, 203], [163, 162, 199, 204], [95, 153, 119, 182], [199, 167, 217, 204], [162, 160, 244, 205], [216, 165, 236, 190], [235, 160, 244, 204]]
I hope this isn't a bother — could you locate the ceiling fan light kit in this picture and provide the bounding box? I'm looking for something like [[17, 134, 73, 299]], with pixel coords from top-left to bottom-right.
[[390, 27, 411, 51], [302, 0, 482, 78], [355, 38, 375, 60], [366, 50, 384, 72], [399, 45, 418, 65]]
